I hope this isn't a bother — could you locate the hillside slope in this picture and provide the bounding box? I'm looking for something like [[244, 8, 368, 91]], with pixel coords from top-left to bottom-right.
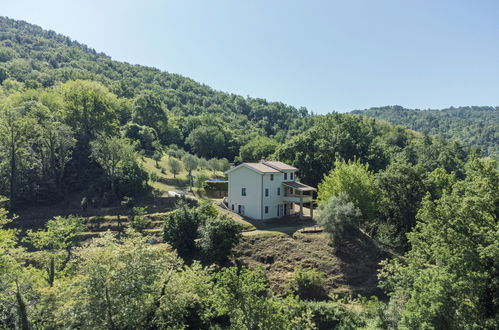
[[352, 105, 499, 158], [0, 16, 311, 148]]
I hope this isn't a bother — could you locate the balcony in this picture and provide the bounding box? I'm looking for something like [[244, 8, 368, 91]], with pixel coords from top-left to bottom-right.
[[282, 194, 313, 203]]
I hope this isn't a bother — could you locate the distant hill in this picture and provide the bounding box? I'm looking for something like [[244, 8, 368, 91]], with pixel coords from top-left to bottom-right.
[[0, 16, 311, 153], [352, 105, 499, 158]]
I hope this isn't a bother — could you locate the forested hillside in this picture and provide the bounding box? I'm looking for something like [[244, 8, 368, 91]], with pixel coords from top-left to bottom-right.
[[0, 16, 497, 329], [352, 105, 499, 158], [0, 16, 312, 156]]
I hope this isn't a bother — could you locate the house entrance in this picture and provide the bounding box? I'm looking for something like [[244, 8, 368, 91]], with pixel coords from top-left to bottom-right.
[[238, 205, 245, 215]]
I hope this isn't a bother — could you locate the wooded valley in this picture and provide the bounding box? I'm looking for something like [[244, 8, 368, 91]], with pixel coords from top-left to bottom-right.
[[0, 17, 497, 329]]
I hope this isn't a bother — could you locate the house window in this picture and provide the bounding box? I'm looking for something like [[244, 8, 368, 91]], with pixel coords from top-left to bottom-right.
[[242, 188, 246, 196], [265, 188, 269, 197], [277, 187, 280, 195], [290, 172, 294, 180], [284, 173, 288, 180], [270, 174, 274, 181], [265, 206, 269, 214]]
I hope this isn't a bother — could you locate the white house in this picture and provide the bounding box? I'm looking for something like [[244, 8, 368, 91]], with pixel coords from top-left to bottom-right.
[[224, 160, 316, 220]]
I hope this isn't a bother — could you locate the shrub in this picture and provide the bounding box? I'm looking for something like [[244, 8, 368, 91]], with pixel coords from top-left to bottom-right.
[[288, 266, 328, 301], [163, 203, 206, 255], [130, 207, 148, 232], [200, 216, 242, 263], [316, 193, 361, 244]]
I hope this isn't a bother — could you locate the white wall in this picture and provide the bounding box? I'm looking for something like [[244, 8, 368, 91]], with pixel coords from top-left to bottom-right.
[[227, 167, 298, 220], [261, 172, 285, 219], [227, 166, 263, 219]]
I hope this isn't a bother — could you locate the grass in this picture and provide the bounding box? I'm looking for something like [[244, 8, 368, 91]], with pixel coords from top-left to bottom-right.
[[233, 229, 388, 297]]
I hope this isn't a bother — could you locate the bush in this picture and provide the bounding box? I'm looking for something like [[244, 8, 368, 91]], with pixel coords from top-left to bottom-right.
[[130, 207, 148, 232], [288, 266, 328, 301], [316, 193, 361, 244], [200, 216, 242, 263], [163, 203, 207, 255]]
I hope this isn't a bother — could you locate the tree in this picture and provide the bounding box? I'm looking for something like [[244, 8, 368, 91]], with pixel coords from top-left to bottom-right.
[[211, 267, 292, 329], [123, 123, 159, 152], [90, 135, 137, 199], [239, 136, 278, 162], [163, 204, 205, 255], [37, 119, 76, 193], [61, 80, 118, 138], [379, 158, 499, 329], [275, 114, 387, 187], [0, 198, 41, 329], [375, 160, 427, 248], [152, 149, 163, 168], [185, 126, 226, 159], [200, 216, 242, 263], [25, 215, 83, 286], [207, 158, 219, 175], [216, 158, 230, 172], [316, 193, 361, 244], [62, 231, 181, 329], [182, 154, 199, 190], [167, 158, 182, 178], [318, 159, 377, 223], [0, 102, 36, 208], [132, 93, 168, 142], [287, 266, 328, 301]]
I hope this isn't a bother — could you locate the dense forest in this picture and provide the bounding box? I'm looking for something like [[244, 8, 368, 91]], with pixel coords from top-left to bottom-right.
[[352, 105, 499, 158], [0, 17, 498, 329]]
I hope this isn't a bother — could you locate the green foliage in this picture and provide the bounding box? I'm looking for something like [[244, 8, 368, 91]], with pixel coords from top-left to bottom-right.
[[199, 216, 243, 263], [379, 158, 499, 329], [25, 215, 83, 286], [239, 136, 278, 162], [354, 105, 499, 158], [318, 159, 377, 222], [61, 80, 118, 137], [167, 157, 182, 177], [211, 267, 292, 329], [316, 193, 361, 244], [130, 207, 148, 232], [0, 100, 38, 207], [61, 231, 181, 329], [288, 266, 328, 301], [375, 160, 427, 248], [275, 113, 389, 186], [26, 215, 83, 251], [186, 125, 227, 159], [90, 135, 144, 198], [123, 122, 159, 152], [163, 203, 205, 255]]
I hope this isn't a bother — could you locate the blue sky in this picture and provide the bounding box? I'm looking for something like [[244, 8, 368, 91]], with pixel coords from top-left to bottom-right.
[[3, 0, 499, 113]]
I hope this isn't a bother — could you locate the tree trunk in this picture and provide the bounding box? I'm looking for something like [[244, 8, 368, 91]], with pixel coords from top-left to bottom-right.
[[10, 145, 16, 209], [16, 280, 29, 330], [47, 255, 55, 287], [104, 286, 115, 330]]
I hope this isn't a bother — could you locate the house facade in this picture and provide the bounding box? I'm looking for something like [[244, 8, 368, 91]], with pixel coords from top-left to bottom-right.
[[224, 160, 315, 220]]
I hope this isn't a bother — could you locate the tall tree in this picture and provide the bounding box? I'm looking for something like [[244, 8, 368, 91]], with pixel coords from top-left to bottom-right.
[[239, 136, 278, 162], [90, 135, 137, 199], [318, 159, 378, 223], [0, 102, 36, 208], [61, 80, 118, 138], [379, 158, 499, 329], [186, 126, 226, 159], [132, 93, 168, 143], [25, 215, 83, 286]]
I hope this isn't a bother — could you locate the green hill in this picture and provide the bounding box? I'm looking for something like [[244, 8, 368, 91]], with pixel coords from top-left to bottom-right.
[[352, 105, 499, 158], [0, 15, 311, 156]]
